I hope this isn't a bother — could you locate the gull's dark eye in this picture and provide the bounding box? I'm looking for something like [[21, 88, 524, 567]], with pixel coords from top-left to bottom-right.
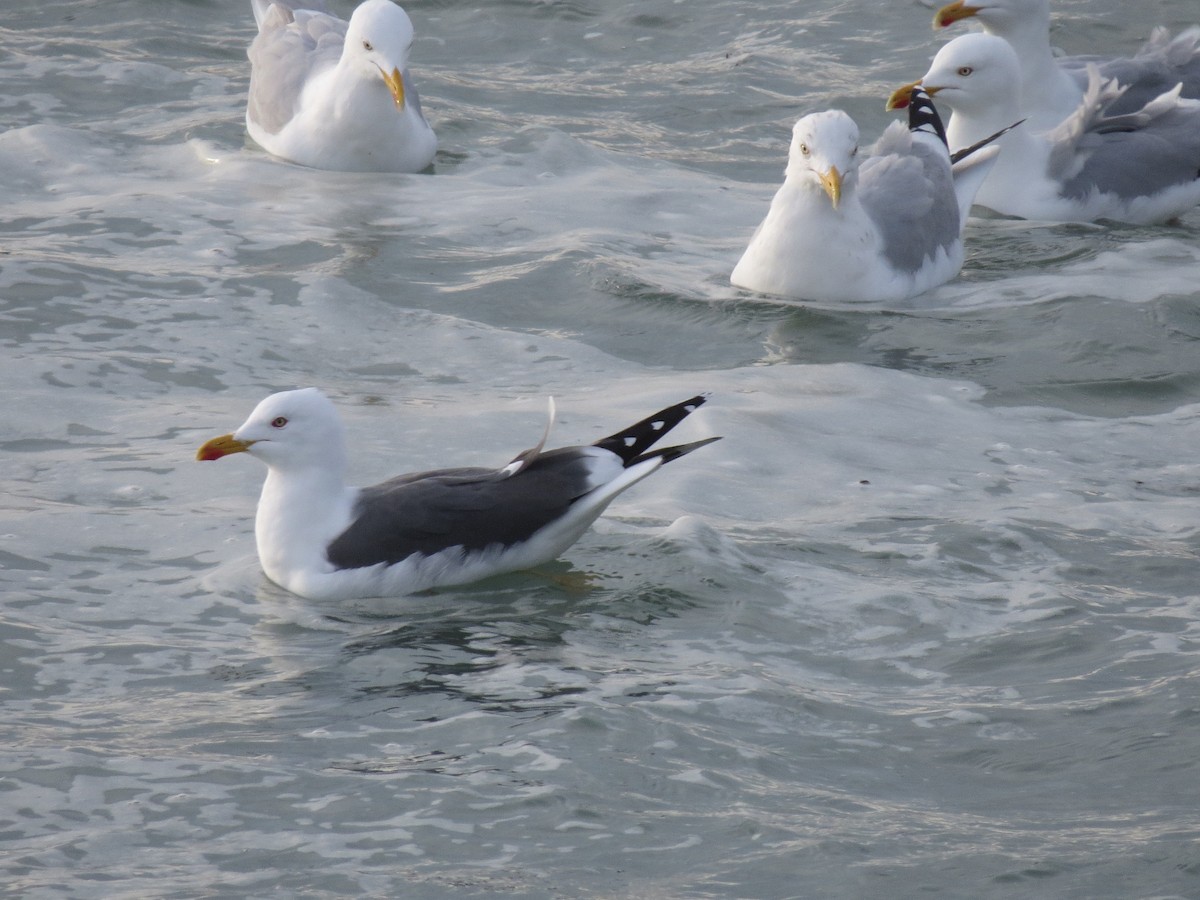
[[958, 66, 973, 76], [851, 146, 858, 157], [799, 143, 810, 157], [271, 416, 288, 428], [363, 40, 373, 51]]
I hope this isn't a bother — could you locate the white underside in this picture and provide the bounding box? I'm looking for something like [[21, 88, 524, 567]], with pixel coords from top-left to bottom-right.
[[247, 68, 437, 173], [731, 183, 962, 303], [975, 165, 1200, 225], [961, 127, 1200, 225]]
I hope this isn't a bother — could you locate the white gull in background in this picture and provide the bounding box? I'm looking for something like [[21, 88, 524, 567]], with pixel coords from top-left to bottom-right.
[[246, 0, 437, 172], [935, 0, 1200, 130], [896, 33, 1200, 224], [730, 89, 1000, 304], [196, 389, 719, 600]]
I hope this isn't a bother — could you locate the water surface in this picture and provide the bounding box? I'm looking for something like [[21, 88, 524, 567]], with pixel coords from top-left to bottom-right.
[[3, 0, 1199, 896]]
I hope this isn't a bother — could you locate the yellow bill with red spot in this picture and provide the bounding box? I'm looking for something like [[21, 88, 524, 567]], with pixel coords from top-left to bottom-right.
[[934, 1, 982, 29], [196, 433, 255, 461]]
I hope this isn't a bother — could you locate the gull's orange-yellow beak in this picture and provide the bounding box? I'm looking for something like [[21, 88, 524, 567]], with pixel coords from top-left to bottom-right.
[[934, 1, 981, 29], [196, 434, 255, 462], [819, 166, 842, 208], [381, 66, 406, 109], [886, 81, 940, 110]]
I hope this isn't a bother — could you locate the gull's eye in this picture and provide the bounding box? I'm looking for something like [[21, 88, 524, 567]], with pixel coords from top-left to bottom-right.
[[271, 416, 288, 428], [799, 143, 810, 157], [363, 40, 373, 52], [957, 66, 973, 76], [851, 145, 858, 157]]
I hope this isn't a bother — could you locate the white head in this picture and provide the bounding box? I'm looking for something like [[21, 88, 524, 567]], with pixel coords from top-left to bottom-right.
[[786, 110, 860, 209], [919, 33, 1022, 116], [197, 388, 347, 474], [343, 0, 418, 109]]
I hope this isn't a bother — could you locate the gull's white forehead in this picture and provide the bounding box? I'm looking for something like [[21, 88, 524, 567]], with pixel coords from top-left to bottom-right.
[[794, 110, 859, 150], [352, 0, 415, 44], [933, 32, 1017, 71], [250, 387, 330, 421]]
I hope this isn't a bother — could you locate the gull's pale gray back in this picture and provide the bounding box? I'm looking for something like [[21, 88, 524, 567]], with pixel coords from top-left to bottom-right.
[[1063, 26, 1200, 117], [1048, 68, 1200, 201], [858, 123, 960, 274], [247, 1, 348, 135]]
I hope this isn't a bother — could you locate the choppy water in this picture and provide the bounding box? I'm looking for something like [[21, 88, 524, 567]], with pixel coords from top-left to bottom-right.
[[3, 0, 1200, 896]]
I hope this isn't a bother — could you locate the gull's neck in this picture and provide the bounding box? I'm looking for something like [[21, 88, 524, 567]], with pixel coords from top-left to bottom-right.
[[323, 59, 389, 121], [986, 14, 1084, 128], [255, 458, 355, 591], [945, 92, 1025, 156]]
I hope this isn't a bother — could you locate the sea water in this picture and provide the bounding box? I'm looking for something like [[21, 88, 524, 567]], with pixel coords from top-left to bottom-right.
[[2, 0, 1199, 896]]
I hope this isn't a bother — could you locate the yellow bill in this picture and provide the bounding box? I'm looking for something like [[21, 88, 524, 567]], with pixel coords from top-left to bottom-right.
[[196, 433, 255, 462], [886, 80, 927, 111], [934, 1, 981, 29], [819, 166, 842, 208], [381, 66, 406, 110]]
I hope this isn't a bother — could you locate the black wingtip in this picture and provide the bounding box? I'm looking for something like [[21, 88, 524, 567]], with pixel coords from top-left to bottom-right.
[[906, 87, 948, 148], [593, 395, 713, 465], [949, 118, 1023, 165], [649, 435, 722, 466]]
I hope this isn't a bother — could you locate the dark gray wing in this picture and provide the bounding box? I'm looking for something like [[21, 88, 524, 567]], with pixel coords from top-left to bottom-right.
[[247, 1, 346, 135], [859, 123, 959, 274], [325, 395, 718, 571], [325, 452, 602, 569]]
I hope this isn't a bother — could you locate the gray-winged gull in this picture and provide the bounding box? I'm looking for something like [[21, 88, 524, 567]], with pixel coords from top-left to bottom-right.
[[730, 89, 1000, 303], [246, 0, 437, 172], [196, 389, 719, 600], [894, 32, 1200, 224], [935, 0, 1200, 130]]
